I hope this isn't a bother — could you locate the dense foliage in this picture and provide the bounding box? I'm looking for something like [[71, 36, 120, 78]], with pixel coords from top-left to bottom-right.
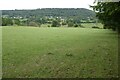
[[91, 1, 120, 32], [2, 8, 96, 27], [2, 8, 95, 20]]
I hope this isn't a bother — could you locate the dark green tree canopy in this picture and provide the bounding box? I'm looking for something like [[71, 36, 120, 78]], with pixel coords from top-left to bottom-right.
[[51, 20, 61, 27], [91, 1, 120, 32]]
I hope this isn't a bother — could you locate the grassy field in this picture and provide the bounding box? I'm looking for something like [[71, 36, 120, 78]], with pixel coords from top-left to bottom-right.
[[2, 26, 118, 78]]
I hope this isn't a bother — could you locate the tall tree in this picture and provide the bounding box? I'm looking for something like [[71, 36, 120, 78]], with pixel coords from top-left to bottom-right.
[[91, 1, 120, 32]]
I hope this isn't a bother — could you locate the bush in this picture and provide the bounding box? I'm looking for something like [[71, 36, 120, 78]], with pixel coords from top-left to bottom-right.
[[13, 19, 20, 26], [68, 22, 74, 27], [74, 24, 79, 27], [51, 20, 60, 27], [29, 21, 39, 27], [62, 22, 67, 25], [2, 17, 13, 26], [79, 24, 85, 28], [103, 26, 107, 29], [48, 25, 50, 27], [92, 26, 100, 29]]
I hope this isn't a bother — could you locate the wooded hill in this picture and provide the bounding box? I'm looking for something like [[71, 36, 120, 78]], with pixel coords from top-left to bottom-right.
[[2, 8, 95, 20]]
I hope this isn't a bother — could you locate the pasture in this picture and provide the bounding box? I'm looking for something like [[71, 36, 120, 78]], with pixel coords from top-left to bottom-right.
[[2, 26, 118, 78]]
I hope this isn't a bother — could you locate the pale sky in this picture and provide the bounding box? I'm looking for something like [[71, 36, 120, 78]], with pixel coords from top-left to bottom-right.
[[0, 0, 95, 10]]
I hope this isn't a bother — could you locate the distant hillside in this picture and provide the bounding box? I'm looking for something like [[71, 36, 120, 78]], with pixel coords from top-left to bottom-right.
[[2, 8, 95, 20]]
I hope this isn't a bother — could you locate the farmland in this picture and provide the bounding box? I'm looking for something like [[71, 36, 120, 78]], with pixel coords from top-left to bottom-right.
[[2, 26, 118, 78]]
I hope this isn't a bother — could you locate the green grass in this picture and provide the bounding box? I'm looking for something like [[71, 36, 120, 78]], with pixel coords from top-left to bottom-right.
[[2, 26, 118, 78]]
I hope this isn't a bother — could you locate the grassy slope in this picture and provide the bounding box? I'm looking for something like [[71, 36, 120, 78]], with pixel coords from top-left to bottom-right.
[[2, 27, 118, 78]]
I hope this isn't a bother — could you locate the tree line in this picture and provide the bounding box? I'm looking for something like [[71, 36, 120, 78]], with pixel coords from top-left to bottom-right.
[[2, 8, 95, 20], [1, 17, 86, 27], [2, 8, 97, 27]]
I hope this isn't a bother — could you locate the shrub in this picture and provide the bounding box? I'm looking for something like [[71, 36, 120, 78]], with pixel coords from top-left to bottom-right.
[[51, 20, 60, 27], [79, 24, 85, 28], [68, 22, 74, 27], [48, 25, 50, 27], [62, 22, 67, 25], [29, 21, 39, 27], [74, 24, 79, 27], [103, 26, 107, 29], [92, 26, 100, 29]]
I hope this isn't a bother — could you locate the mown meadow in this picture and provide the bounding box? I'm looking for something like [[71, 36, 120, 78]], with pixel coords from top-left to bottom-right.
[[2, 26, 118, 78]]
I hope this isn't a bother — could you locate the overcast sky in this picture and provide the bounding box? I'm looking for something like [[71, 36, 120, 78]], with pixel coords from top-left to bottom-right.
[[0, 0, 95, 10]]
